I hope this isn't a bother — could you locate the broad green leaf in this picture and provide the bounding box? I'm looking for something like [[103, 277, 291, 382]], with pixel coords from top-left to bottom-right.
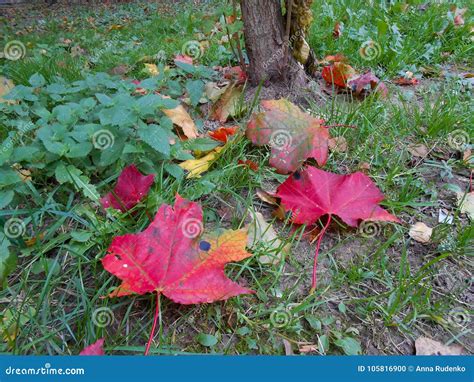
[[138, 124, 170, 156], [196, 333, 218, 347], [0, 190, 14, 209], [28, 73, 46, 87], [186, 79, 204, 107], [334, 337, 362, 355]]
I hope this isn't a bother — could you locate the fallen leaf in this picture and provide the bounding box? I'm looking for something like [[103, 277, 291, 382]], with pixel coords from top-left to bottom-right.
[[144, 63, 159, 76], [408, 222, 433, 243], [223, 66, 247, 85], [456, 191, 474, 220], [100, 164, 155, 212], [246, 99, 330, 174], [0, 76, 14, 104], [205, 82, 228, 102], [322, 54, 347, 64], [453, 7, 467, 27], [247, 212, 290, 265], [407, 143, 429, 158], [211, 83, 243, 122], [109, 64, 130, 76], [256, 188, 278, 205], [277, 167, 399, 227], [238, 159, 259, 171], [209, 126, 239, 143], [299, 343, 318, 353], [103, 195, 253, 302], [348, 72, 388, 98], [80, 338, 105, 355], [283, 339, 294, 355], [179, 146, 223, 178], [322, 62, 357, 88], [276, 166, 399, 290], [163, 104, 198, 139], [328, 136, 347, 153], [415, 337, 464, 355], [393, 77, 420, 86]]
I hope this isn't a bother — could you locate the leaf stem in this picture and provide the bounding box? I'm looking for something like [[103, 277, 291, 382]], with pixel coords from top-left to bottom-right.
[[144, 292, 161, 355], [310, 215, 332, 294]]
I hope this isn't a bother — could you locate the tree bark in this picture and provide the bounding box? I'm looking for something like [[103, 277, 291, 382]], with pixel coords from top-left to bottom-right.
[[240, 0, 287, 85], [241, 0, 315, 87]]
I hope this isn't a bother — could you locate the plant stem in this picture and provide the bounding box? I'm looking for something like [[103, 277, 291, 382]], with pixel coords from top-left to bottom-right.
[[310, 215, 332, 294], [144, 292, 161, 356]]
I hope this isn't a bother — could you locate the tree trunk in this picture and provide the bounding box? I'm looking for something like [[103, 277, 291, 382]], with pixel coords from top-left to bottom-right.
[[240, 0, 287, 85], [241, 0, 316, 87]]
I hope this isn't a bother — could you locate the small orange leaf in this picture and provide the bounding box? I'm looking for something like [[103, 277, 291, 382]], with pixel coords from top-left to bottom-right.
[[209, 126, 239, 143]]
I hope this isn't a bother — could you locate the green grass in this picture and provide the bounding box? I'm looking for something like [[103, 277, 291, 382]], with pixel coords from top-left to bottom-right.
[[0, 0, 472, 355]]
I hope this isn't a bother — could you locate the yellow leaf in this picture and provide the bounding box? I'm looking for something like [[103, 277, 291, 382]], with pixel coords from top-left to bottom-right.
[[179, 147, 223, 178], [1, 307, 36, 346], [163, 104, 198, 139], [144, 63, 159, 76]]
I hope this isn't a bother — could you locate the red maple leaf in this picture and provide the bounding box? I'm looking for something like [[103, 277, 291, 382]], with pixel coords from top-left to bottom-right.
[[100, 165, 155, 212], [102, 195, 253, 354], [246, 99, 330, 174], [276, 166, 399, 291], [348, 72, 388, 98], [79, 338, 104, 355], [209, 126, 239, 143], [322, 62, 356, 88]]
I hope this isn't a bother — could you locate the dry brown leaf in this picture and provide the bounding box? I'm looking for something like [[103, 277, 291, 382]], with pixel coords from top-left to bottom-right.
[[328, 136, 348, 153], [415, 337, 464, 355], [409, 222, 433, 243], [211, 83, 243, 122], [205, 82, 228, 102], [256, 188, 278, 205], [299, 344, 318, 353], [163, 104, 198, 139], [282, 339, 294, 355], [408, 143, 429, 158]]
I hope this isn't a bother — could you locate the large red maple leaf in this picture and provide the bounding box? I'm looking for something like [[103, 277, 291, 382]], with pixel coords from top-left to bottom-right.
[[100, 164, 155, 212], [102, 195, 253, 353], [276, 166, 400, 291], [246, 99, 330, 174]]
